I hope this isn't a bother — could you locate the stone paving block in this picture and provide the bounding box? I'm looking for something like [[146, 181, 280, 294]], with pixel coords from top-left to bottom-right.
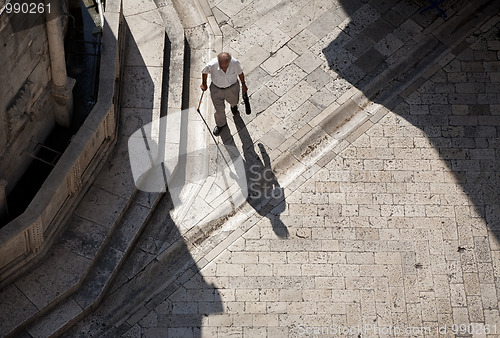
[[228, 5, 260, 31], [307, 10, 344, 39], [452, 307, 470, 326], [265, 63, 308, 97], [344, 3, 381, 36], [14, 245, 89, 310], [122, 323, 141, 337], [238, 44, 269, 75], [309, 87, 336, 111], [253, 9, 283, 35], [125, 13, 165, 67], [292, 50, 323, 75], [123, 0, 157, 16], [260, 28, 291, 54], [344, 33, 375, 59], [278, 10, 314, 37], [215, 0, 247, 18], [212, 6, 229, 25], [230, 25, 266, 55], [109, 202, 155, 252], [27, 298, 83, 338], [363, 18, 392, 43], [298, 0, 334, 19], [119, 108, 161, 137], [287, 28, 319, 55], [284, 80, 317, 105]]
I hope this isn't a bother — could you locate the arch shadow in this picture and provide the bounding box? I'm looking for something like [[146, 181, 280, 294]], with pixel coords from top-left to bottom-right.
[[320, 0, 500, 235]]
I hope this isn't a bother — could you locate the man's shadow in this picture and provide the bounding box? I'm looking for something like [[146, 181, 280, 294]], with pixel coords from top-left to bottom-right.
[[221, 114, 289, 238]]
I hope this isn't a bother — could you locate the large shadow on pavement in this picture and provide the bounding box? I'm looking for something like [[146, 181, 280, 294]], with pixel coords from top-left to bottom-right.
[[322, 0, 500, 234], [65, 18, 223, 338], [67, 193, 224, 337]]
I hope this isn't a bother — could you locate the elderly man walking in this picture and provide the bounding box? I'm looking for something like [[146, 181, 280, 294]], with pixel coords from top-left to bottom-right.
[[201, 52, 248, 135]]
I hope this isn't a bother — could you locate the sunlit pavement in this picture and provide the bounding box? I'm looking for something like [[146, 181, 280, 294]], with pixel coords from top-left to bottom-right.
[[70, 0, 500, 336]]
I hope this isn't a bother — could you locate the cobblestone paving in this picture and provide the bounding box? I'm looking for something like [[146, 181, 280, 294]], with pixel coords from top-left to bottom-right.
[[217, 0, 475, 158], [117, 10, 500, 338]]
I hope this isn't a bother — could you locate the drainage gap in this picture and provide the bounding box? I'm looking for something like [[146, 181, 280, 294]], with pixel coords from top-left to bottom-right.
[[66, 0, 103, 129], [6, 125, 73, 222]]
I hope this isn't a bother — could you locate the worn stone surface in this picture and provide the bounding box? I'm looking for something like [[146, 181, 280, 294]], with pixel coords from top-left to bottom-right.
[[0, 0, 173, 336], [6, 0, 500, 337], [27, 299, 83, 338], [14, 245, 89, 310], [61, 0, 500, 337], [0, 284, 38, 337], [0, 8, 53, 191]]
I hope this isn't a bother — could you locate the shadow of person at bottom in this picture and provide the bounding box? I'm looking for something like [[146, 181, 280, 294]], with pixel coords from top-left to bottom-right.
[[221, 115, 289, 238]]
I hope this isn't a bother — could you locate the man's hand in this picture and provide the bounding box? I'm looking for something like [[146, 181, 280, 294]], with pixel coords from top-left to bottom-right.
[[200, 83, 208, 91], [239, 73, 247, 93]]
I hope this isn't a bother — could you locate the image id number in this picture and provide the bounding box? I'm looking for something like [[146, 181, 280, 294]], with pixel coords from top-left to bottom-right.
[[5, 2, 50, 14], [438, 323, 497, 335]]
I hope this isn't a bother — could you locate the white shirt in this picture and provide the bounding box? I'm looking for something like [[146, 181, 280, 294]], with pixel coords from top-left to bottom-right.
[[202, 57, 243, 88]]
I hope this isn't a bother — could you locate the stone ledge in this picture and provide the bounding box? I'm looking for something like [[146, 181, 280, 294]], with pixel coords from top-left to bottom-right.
[[0, 6, 124, 288]]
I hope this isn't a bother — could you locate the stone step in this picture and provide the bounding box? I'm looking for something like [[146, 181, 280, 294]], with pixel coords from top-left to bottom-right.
[[0, 0, 189, 336], [63, 0, 245, 333], [54, 0, 500, 335], [23, 195, 161, 338]]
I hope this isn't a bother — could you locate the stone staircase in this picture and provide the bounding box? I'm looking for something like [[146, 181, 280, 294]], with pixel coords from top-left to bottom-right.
[[0, 0, 197, 336], [3, 0, 497, 336]]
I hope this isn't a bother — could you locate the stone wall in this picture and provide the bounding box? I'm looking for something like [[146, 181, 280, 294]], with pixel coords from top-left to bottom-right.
[[0, 0, 125, 287], [0, 2, 68, 195]]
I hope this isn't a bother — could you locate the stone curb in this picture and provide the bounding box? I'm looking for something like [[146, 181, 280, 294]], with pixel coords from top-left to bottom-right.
[[273, 0, 500, 182]]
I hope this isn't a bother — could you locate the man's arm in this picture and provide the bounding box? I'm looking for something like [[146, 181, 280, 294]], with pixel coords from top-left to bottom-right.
[[238, 73, 247, 93], [200, 73, 208, 91]]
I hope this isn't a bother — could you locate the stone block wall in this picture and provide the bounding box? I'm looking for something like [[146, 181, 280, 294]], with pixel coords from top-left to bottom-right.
[[0, 0, 124, 288], [0, 3, 57, 194]]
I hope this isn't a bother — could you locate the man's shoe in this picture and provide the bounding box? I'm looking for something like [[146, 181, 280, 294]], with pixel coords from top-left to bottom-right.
[[231, 105, 240, 115], [213, 124, 226, 135]]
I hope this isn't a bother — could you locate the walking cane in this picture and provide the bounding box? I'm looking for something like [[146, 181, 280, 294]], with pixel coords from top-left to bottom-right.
[[196, 91, 232, 169]]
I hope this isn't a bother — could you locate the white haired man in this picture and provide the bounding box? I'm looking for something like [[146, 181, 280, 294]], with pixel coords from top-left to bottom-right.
[[201, 52, 248, 135]]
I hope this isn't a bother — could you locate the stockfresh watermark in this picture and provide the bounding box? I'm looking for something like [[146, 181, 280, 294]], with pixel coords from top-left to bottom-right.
[[296, 322, 497, 336], [128, 108, 282, 220], [297, 323, 432, 336]]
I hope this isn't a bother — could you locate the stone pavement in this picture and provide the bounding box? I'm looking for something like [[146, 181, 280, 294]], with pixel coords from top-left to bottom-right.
[[9, 0, 500, 336], [62, 0, 500, 336]]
